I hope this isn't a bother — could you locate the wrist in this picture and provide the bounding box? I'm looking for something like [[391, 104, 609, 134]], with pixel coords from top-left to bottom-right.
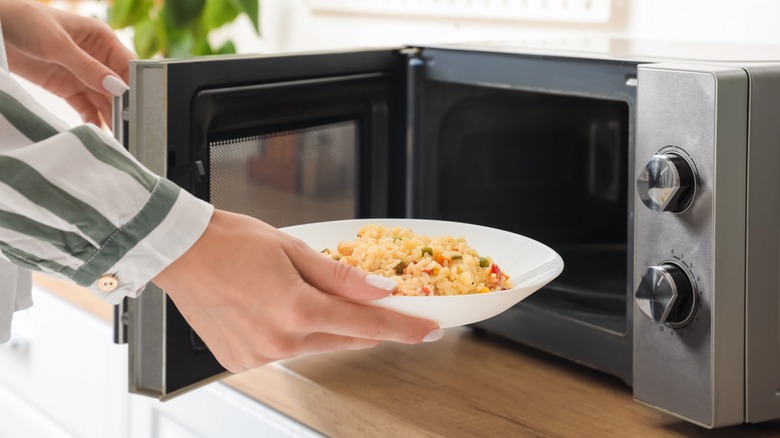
[[152, 209, 230, 295]]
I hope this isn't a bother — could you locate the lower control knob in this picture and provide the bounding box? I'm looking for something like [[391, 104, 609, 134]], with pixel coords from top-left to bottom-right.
[[636, 263, 696, 328]]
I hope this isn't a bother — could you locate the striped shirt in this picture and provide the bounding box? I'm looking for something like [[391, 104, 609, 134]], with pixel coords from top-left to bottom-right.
[[0, 21, 214, 342]]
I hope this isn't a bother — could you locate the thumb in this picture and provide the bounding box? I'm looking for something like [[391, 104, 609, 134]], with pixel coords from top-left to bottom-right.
[[288, 240, 399, 301]]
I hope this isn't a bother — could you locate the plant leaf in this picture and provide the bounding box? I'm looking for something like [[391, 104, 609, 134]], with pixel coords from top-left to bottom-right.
[[132, 18, 159, 59], [110, 0, 258, 58], [167, 27, 196, 58], [193, 36, 214, 56], [162, 0, 207, 28], [201, 0, 240, 30], [217, 40, 237, 54], [108, 0, 153, 29], [151, 13, 171, 57], [226, 0, 259, 33]]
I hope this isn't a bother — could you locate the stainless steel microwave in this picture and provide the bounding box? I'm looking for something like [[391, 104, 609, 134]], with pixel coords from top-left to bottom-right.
[[113, 38, 780, 429]]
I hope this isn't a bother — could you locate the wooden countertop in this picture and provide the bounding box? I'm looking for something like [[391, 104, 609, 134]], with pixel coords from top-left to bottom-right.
[[225, 330, 780, 437], [34, 275, 780, 437]]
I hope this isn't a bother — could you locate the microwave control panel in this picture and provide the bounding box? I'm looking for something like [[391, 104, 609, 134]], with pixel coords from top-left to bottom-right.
[[633, 63, 748, 428], [635, 146, 700, 328]]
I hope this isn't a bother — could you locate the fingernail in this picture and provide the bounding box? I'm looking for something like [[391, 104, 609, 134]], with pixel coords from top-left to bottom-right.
[[423, 328, 444, 343], [101, 75, 129, 96], [365, 275, 397, 292]]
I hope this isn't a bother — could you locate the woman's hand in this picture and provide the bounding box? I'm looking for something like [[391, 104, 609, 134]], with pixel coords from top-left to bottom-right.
[[153, 210, 443, 373], [0, 0, 136, 126]]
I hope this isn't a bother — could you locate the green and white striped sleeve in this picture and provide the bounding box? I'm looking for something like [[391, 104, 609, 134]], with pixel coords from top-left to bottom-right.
[[0, 65, 213, 306]]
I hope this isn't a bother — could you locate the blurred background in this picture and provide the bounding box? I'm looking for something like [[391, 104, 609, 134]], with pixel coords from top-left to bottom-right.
[[227, 0, 780, 53], [5, 2, 780, 436], [24, 0, 780, 125]]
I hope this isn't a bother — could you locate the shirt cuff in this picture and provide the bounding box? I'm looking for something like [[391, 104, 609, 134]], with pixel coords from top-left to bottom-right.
[[81, 182, 213, 304]]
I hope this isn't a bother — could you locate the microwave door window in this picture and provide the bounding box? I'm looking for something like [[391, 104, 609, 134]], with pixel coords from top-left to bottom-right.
[[210, 122, 358, 227], [158, 122, 361, 395]]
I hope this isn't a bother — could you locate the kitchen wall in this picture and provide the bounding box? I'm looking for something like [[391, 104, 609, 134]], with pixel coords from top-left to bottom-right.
[[219, 0, 780, 55]]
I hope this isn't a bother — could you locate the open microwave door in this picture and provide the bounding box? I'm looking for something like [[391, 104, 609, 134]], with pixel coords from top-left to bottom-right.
[[116, 49, 409, 399]]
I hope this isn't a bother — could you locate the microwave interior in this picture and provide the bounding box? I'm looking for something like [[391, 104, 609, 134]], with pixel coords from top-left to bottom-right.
[[202, 77, 630, 337], [199, 74, 633, 383], [416, 80, 630, 334], [195, 51, 634, 382]]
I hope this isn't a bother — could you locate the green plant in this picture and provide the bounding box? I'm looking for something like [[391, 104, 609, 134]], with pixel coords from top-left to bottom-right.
[[107, 0, 259, 58]]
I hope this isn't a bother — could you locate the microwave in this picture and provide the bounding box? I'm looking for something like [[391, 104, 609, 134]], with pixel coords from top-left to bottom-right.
[[113, 38, 780, 429]]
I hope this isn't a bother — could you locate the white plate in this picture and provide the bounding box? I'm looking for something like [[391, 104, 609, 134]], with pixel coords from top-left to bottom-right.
[[280, 219, 564, 328]]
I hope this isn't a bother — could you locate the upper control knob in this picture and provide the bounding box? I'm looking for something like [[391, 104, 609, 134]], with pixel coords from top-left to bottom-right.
[[636, 263, 697, 328], [637, 153, 697, 212]]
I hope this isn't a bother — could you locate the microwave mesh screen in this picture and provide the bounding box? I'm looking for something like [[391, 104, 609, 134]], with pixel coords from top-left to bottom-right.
[[208, 121, 358, 228]]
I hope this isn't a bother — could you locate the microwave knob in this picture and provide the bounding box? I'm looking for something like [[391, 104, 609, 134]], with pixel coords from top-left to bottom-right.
[[637, 153, 696, 212], [635, 263, 697, 327]]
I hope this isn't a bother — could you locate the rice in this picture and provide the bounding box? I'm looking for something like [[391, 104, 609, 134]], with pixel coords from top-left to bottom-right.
[[321, 224, 512, 296]]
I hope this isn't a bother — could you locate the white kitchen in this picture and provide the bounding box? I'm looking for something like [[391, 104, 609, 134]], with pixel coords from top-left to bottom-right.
[[3, 1, 780, 436]]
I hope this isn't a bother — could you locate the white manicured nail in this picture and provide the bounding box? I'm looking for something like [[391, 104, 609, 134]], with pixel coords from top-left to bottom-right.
[[365, 275, 397, 292], [423, 328, 444, 343], [101, 75, 129, 96]]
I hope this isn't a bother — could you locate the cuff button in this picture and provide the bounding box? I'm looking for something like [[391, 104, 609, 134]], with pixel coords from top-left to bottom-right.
[[97, 274, 119, 292]]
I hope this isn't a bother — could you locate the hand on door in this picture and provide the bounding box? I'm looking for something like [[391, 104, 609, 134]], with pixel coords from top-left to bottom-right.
[[153, 210, 444, 373], [0, 0, 136, 127]]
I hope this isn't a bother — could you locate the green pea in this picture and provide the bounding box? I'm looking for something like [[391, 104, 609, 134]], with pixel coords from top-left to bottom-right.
[[421, 246, 433, 256], [394, 261, 407, 274], [479, 257, 489, 268]]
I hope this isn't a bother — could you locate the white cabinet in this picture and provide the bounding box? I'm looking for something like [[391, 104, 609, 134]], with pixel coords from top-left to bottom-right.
[[127, 382, 323, 438], [0, 286, 322, 438], [0, 382, 74, 438], [0, 286, 129, 438]]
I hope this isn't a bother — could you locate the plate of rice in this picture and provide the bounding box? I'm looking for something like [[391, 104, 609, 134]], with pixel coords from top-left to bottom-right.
[[280, 218, 564, 328]]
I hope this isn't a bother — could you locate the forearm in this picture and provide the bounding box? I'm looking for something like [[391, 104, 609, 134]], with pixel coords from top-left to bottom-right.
[[0, 68, 213, 302]]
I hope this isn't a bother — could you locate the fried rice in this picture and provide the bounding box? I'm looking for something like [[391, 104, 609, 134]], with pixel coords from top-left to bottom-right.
[[321, 224, 512, 296]]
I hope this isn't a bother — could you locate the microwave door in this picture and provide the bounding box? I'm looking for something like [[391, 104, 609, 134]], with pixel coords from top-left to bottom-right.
[[118, 49, 409, 399]]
